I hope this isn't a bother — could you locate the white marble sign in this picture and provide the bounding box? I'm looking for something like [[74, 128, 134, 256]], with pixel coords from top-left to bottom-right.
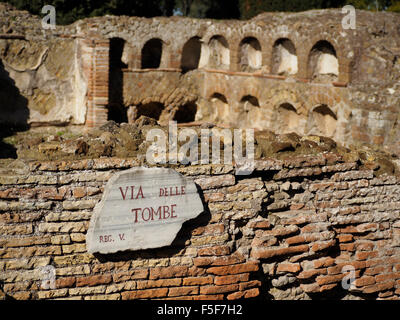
[[86, 167, 204, 254]]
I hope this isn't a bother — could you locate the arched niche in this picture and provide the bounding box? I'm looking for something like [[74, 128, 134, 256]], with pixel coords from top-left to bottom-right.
[[210, 93, 230, 123], [136, 102, 165, 120], [275, 103, 300, 133], [239, 37, 262, 72], [173, 102, 198, 123], [308, 40, 339, 82], [141, 39, 163, 69], [272, 38, 298, 76], [208, 36, 230, 70], [181, 37, 202, 73], [310, 104, 337, 137], [239, 95, 261, 128]]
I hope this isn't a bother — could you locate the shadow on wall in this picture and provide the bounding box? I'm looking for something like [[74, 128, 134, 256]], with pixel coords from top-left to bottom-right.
[[173, 102, 198, 123], [0, 59, 29, 159], [108, 38, 128, 123]]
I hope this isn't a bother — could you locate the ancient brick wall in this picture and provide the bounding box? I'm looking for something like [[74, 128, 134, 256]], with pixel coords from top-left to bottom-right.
[[0, 154, 399, 300]]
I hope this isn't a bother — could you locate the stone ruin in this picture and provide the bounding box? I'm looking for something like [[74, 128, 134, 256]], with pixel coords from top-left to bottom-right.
[[1, 4, 400, 301], [0, 4, 399, 154]]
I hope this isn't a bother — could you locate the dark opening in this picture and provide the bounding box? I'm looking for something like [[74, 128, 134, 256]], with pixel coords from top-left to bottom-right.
[[240, 95, 260, 107], [136, 102, 165, 120], [0, 59, 29, 158], [211, 93, 228, 104], [279, 103, 297, 113], [107, 104, 128, 123], [181, 37, 202, 74], [141, 39, 163, 69], [311, 40, 337, 57], [313, 104, 337, 120], [173, 102, 197, 123], [108, 38, 128, 123]]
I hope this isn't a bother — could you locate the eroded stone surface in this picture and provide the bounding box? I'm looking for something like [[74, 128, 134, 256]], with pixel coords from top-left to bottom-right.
[[86, 167, 204, 254]]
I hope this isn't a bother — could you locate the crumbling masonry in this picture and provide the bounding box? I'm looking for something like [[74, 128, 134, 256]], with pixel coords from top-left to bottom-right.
[[0, 4, 400, 300]]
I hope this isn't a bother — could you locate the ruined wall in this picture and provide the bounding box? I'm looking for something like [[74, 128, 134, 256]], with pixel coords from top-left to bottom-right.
[[76, 9, 400, 153], [0, 147, 400, 300], [0, 3, 88, 126], [1, 6, 400, 153], [0, 37, 87, 126]]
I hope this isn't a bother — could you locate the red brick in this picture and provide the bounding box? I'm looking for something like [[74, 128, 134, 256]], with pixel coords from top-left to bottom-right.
[[200, 284, 239, 295], [313, 257, 335, 269], [214, 273, 249, 285], [363, 281, 395, 294], [136, 279, 181, 289], [56, 277, 76, 288], [327, 261, 366, 275], [316, 274, 344, 286], [364, 266, 389, 276], [183, 276, 213, 286], [290, 203, 305, 210], [76, 274, 112, 287], [37, 187, 68, 200], [378, 290, 393, 298], [204, 192, 225, 202], [375, 273, 400, 283], [239, 280, 261, 291], [187, 266, 206, 277], [338, 234, 353, 243], [198, 245, 231, 256], [340, 243, 355, 251], [72, 187, 87, 199], [366, 259, 384, 267], [269, 225, 299, 237], [191, 294, 224, 300], [356, 223, 378, 233], [300, 283, 321, 293], [168, 286, 199, 297], [356, 242, 375, 251], [335, 225, 358, 234], [298, 268, 327, 279], [191, 224, 225, 236], [206, 262, 259, 276], [249, 220, 271, 229], [285, 235, 306, 245], [251, 235, 278, 247], [320, 283, 338, 292], [149, 266, 189, 279], [244, 288, 259, 298], [311, 240, 336, 252], [112, 269, 148, 282], [387, 256, 400, 264], [355, 251, 379, 261], [301, 224, 326, 233], [226, 291, 244, 300], [354, 276, 375, 287], [276, 262, 301, 274], [251, 245, 309, 259], [194, 253, 245, 267], [121, 288, 168, 300], [227, 288, 259, 300]]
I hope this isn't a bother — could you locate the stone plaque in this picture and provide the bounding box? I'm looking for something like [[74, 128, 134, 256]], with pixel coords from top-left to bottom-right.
[[86, 167, 204, 254]]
